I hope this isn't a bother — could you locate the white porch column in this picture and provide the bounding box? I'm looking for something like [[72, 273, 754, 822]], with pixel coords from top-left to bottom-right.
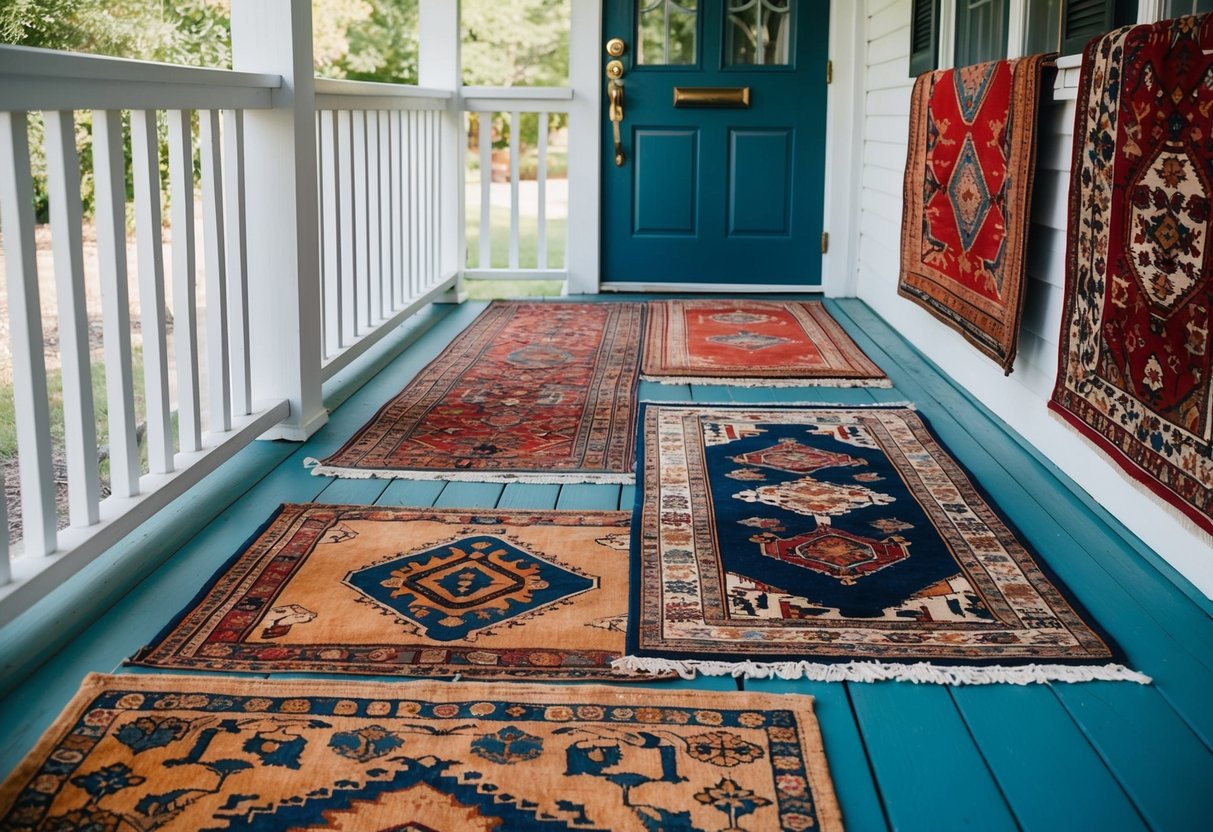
[[231, 0, 327, 440], [565, 0, 603, 295], [420, 0, 468, 303]]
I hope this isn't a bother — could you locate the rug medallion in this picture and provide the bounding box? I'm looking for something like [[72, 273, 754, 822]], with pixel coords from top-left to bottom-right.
[[133, 505, 644, 680], [0, 674, 843, 832], [1050, 14, 1213, 535], [310, 301, 644, 483], [622, 403, 1145, 684], [899, 55, 1052, 373]]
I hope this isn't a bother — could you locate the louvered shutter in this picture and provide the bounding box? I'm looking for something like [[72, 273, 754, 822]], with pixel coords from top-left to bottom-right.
[[1061, 0, 1138, 55], [909, 0, 940, 76]]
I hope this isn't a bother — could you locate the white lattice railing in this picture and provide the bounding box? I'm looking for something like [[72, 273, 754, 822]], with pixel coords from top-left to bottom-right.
[[0, 0, 467, 622]]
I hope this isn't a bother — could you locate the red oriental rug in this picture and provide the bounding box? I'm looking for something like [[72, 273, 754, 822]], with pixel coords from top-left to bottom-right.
[[899, 55, 1051, 373], [641, 300, 889, 387], [1051, 15, 1213, 535], [310, 302, 644, 483]]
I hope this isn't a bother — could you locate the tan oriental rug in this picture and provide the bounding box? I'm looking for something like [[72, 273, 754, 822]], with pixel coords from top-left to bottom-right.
[[642, 299, 889, 387], [0, 674, 844, 831], [132, 505, 647, 681]]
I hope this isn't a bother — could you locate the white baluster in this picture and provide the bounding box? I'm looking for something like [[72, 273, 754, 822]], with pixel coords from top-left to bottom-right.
[[222, 109, 252, 417], [200, 109, 231, 433], [167, 109, 200, 452], [508, 109, 520, 270]]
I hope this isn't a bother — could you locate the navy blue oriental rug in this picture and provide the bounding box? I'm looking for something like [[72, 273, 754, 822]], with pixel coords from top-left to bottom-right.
[[618, 403, 1148, 685]]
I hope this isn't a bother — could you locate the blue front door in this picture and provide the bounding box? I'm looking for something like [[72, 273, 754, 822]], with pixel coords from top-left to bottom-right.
[[601, 0, 829, 287]]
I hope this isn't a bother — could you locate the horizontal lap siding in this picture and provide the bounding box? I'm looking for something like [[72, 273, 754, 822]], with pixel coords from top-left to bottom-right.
[[853, 0, 1213, 597]]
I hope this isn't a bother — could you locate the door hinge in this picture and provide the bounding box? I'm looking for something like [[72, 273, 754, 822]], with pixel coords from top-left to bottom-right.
[[821, 231, 830, 254], [826, 60, 833, 85]]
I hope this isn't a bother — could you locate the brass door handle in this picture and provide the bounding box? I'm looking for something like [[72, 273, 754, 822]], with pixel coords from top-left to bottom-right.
[[608, 77, 625, 167]]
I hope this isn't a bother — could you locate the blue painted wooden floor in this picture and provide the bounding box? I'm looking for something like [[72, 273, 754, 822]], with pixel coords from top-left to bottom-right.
[[2, 297, 1210, 831]]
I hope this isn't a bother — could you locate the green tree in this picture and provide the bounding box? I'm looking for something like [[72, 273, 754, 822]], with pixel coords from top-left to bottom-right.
[[462, 0, 569, 87]]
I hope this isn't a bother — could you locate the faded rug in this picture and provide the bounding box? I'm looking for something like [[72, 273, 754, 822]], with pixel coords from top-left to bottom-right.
[[309, 301, 644, 483], [1050, 14, 1213, 535], [899, 55, 1052, 373], [133, 505, 648, 680], [641, 300, 889, 387], [0, 674, 844, 832], [619, 403, 1148, 684]]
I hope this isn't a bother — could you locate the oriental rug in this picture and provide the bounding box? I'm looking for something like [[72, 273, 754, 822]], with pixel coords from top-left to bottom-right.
[[133, 505, 649, 681], [309, 301, 644, 483], [1050, 14, 1213, 536], [619, 403, 1148, 684], [0, 674, 843, 832], [641, 300, 889, 387], [899, 54, 1052, 373]]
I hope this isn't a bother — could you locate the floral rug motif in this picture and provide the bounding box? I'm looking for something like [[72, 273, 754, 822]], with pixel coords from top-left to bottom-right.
[[0, 674, 843, 832], [621, 403, 1148, 684], [899, 55, 1052, 373], [642, 300, 889, 387], [133, 505, 651, 681], [310, 301, 644, 483], [1050, 14, 1213, 535]]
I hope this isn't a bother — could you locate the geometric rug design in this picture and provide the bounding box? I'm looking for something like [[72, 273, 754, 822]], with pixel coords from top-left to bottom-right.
[[0, 674, 844, 832], [899, 55, 1052, 373], [132, 505, 646, 680], [309, 301, 645, 483], [1050, 14, 1213, 535], [620, 403, 1148, 684], [642, 299, 890, 387]]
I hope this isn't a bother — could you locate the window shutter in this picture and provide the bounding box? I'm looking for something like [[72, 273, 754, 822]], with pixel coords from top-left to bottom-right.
[[909, 0, 940, 77], [1061, 0, 1139, 56]]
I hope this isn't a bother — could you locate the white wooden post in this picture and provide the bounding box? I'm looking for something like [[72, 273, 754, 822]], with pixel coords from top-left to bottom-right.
[[566, 0, 602, 294], [419, 0, 466, 301], [231, 0, 327, 440]]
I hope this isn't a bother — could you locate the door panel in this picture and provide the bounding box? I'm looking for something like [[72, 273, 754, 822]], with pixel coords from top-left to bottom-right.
[[602, 0, 828, 287]]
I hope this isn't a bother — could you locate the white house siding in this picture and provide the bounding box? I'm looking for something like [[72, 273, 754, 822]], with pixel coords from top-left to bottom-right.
[[851, 0, 1213, 597]]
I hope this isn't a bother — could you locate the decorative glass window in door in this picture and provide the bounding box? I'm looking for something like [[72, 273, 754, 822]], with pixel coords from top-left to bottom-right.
[[726, 0, 794, 65], [637, 0, 699, 64]]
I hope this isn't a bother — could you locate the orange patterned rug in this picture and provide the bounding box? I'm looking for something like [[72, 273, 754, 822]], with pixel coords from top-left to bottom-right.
[[133, 505, 648, 681], [641, 300, 889, 387], [0, 674, 844, 831]]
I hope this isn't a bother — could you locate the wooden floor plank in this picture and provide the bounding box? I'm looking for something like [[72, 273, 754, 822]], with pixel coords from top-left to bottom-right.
[[952, 686, 1148, 831], [749, 679, 890, 832], [314, 477, 391, 505], [378, 479, 448, 506], [1054, 682, 1213, 830], [556, 483, 623, 511], [639, 380, 692, 401], [849, 682, 1019, 832], [433, 481, 505, 508], [497, 482, 562, 508]]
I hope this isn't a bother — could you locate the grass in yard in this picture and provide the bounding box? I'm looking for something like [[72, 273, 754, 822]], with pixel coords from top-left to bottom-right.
[[466, 207, 567, 271], [465, 279, 565, 300]]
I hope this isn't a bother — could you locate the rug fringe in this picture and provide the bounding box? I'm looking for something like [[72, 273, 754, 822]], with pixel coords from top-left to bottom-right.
[[610, 656, 1152, 685], [640, 400, 918, 410], [641, 374, 893, 389], [303, 458, 635, 485]]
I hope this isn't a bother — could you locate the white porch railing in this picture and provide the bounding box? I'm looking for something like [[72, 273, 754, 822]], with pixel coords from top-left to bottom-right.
[[0, 0, 467, 622]]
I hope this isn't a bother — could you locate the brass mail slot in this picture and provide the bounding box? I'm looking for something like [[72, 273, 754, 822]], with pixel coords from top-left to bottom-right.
[[672, 86, 751, 108]]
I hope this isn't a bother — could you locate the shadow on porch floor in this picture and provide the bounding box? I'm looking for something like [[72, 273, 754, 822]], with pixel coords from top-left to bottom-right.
[[1, 297, 1210, 831]]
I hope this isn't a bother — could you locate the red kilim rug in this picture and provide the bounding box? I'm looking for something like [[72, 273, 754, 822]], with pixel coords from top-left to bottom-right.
[[899, 55, 1051, 373], [641, 300, 889, 387], [310, 302, 644, 482], [1051, 15, 1213, 535]]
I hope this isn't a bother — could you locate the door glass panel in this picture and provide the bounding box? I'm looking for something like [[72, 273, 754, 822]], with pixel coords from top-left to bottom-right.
[[726, 0, 794, 66], [637, 0, 698, 65]]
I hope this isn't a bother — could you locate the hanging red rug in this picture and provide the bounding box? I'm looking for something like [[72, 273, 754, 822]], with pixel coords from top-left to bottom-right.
[[310, 301, 644, 483], [1051, 14, 1213, 535], [899, 54, 1051, 373]]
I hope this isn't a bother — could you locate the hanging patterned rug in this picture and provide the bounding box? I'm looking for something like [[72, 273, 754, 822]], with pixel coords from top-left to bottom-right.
[[641, 299, 889, 387], [899, 54, 1052, 373], [1050, 14, 1213, 535], [133, 505, 654, 681], [308, 301, 644, 483], [618, 403, 1148, 684], [0, 674, 843, 831]]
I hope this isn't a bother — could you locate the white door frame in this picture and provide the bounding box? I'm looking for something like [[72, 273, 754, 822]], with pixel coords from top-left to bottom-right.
[[573, 0, 860, 296]]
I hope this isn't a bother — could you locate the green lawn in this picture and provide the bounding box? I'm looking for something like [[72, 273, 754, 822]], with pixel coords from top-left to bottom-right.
[[465, 206, 567, 271]]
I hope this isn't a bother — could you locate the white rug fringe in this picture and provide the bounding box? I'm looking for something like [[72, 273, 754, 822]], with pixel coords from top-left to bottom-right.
[[611, 656, 1152, 686], [303, 458, 635, 485], [641, 374, 893, 389]]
